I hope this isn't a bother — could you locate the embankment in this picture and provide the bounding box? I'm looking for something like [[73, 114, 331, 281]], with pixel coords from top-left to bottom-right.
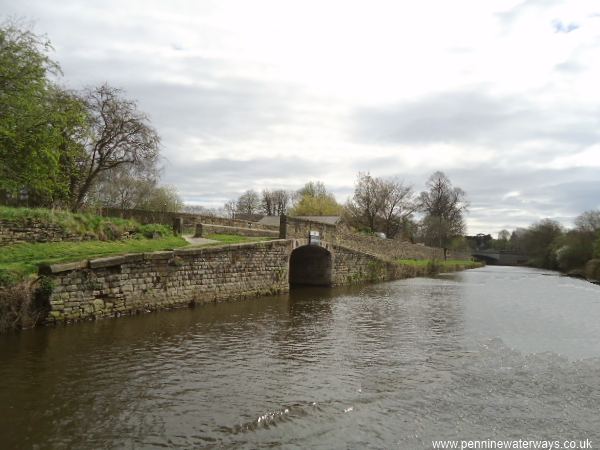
[[332, 243, 482, 285], [40, 239, 292, 324]]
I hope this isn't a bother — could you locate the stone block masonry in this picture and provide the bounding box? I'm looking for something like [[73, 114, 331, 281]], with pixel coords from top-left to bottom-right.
[[279, 215, 338, 242], [332, 244, 421, 285], [0, 219, 95, 246], [100, 208, 278, 232], [195, 223, 280, 238], [41, 239, 293, 324], [337, 231, 445, 260]]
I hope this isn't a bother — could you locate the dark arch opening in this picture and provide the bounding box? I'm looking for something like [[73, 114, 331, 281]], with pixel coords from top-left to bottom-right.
[[473, 255, 498, 265], [289, 245, 332, 287]]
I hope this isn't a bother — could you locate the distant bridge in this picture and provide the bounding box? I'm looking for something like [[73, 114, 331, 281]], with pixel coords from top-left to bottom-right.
[[471, 250, 528, 266]]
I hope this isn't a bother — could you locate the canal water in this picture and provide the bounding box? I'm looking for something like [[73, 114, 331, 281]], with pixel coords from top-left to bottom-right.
[[1, 266, 599, 449]]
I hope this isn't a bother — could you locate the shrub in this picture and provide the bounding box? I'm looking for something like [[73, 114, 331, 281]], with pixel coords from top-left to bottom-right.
[[555, 230, 595, 272], [0, 279, 49, 333], [0, 268, 18, 288], [136, 224, 172, 239], [0, 206, 139, 241]]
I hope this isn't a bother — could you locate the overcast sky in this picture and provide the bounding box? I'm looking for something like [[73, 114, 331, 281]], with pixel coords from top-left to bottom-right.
[[3, 0, 600, 234]]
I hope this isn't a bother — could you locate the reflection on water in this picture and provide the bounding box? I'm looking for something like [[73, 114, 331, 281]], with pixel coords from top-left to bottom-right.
[[1, 266, 599, 448]]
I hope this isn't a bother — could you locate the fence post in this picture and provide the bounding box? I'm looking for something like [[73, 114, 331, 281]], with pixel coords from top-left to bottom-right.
[[172, 217, 183, 235], [194, 223, 203, 237], [279, 214, 287, 239]]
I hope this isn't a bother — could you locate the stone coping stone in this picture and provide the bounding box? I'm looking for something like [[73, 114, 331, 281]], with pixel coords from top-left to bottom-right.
[[37, 239, 293, 275], [143, 251, 175, 260], [176, 239, 290, 256], [89, 255, 129, 269], [39, 260, 89, 275]]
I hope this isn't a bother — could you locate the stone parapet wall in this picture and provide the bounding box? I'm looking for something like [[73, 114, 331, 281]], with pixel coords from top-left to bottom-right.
[[337, 232, 445, 260], [0, 219, 90, 246], [41, 239, 293, 324], [100, 208, 277, 232], [279, 215, 338, 242], [279, 216, 467, 261], [195, 223, 279, 238], [331, 244, 435, 285]]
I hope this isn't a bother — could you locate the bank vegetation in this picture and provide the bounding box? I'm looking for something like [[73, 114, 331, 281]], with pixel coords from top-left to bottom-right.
[[468, 210, 600, 283]]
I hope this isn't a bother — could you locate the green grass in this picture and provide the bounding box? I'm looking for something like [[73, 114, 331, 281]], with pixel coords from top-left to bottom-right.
[[0, 206, 176, 241], [0, 232, 275, 286], [204, 234, 274, 245], [0, 206, 141, 239], [0, 236, 188, 282]]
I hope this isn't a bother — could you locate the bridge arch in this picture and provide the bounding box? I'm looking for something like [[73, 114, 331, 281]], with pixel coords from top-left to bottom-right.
[[472, 253, 499, 265], [289, 245, 332, 286]]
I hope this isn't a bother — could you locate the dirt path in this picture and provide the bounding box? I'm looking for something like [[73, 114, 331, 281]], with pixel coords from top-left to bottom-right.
[[183, 235, 218, 246]]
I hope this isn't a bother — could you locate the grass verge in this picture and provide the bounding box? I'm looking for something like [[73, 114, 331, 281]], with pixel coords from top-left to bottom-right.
[[397, 258, 483, 273], [204, 234, 274, 245], [0, 206, 142, 238], [0, 236, 188, 283]]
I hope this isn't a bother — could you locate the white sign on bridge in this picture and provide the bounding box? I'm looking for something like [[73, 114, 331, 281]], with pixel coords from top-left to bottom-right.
[[309, 231, 320, 245]]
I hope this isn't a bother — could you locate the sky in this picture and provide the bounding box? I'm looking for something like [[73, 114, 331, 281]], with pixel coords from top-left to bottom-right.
[[2, 0, 600, 235]]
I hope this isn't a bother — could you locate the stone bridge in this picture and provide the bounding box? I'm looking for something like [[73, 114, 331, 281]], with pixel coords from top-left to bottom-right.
[[38, 213, 474, 325], [471, 250, 528, 266], [287, 238, 393, 287]]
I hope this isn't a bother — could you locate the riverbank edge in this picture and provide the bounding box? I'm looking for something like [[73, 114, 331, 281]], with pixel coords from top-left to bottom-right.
[[563, 261, 600, 285], [0, 241, 482, 333]]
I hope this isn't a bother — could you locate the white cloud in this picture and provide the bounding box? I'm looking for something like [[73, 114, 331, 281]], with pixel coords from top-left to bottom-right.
[[3, 0, 600, 233]]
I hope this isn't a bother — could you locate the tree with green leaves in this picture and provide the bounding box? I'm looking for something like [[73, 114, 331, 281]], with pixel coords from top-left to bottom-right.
[[0, 23, 87, 206], [290, 181, 342, 216]]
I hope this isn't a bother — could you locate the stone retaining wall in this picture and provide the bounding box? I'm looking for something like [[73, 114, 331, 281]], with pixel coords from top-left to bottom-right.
[[100, 208, 277, 232], [337, 232, 445, 260], [0, 219, 89, 246], [331, 244, 436, 285], [41, 240, 292, 324], [195, 223, 279, 238]]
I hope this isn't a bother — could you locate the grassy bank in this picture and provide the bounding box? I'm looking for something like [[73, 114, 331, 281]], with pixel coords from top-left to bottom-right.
[[0, 236, 188, 284], [397, 258, 483, 274], [205, 234, 274, 245], [0, 206, 145, 239]]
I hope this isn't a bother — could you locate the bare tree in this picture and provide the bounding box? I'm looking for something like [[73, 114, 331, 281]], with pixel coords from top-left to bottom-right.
[[346, 173, 384, 232], [236, 190, 260, 215], [87, 158, 160, 210], [70, 84, 160, 211], [224, 200, 237, 219], [345, 173, 415, 237], [498, 229, 510, 241], [262, 189, 291, 215], [261, 189, 276, 216], [575, 210, 600, 233], [379, 178, 416, 238], [419, 171, 468, 258]]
